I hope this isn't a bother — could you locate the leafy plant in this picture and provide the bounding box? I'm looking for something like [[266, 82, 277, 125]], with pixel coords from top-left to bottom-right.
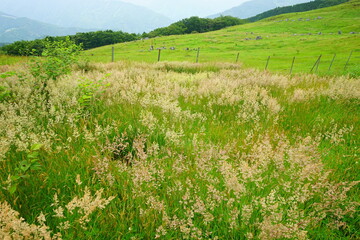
[[0, 71, 16, 102], [4, 144, 44, 195], [77, 75, 110, 111], [30, 37, 82, 81]]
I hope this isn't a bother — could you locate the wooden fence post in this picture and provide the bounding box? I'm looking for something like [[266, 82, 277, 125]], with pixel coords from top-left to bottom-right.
[[265, 56, 270, 70], [315, 55, 322, 73], [111, 46, 115, 62], [290, 56, 296, 74], [236, 53, 240, 63], [196, 47, 200, 63], [158, 49, 161, 62], [344, 50, 353, 71], [328, 53, 336, 72], [310, 55, 322, 73]]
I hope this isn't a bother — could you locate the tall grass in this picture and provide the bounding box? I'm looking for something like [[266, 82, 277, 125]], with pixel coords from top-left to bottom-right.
[[0, 54, 27, 66], [0, 61, 359, 239]]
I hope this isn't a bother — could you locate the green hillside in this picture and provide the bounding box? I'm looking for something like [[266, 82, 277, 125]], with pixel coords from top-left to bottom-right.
[[248, 0, 350, 22], [85, 0, 360, 75]]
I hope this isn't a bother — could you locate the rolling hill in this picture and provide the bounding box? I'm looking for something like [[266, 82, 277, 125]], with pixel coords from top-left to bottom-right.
[[248, 0, 351, 22], [0, 12, 87, 43], [0, 0, 172, 33], [85, 0, 360, 75]]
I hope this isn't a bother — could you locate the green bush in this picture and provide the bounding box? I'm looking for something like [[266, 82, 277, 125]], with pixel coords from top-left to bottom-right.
[[30, 37, 82, 81]]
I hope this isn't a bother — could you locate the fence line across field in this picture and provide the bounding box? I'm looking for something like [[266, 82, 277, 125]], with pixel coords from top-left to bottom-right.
[[85, 47, 359, 74]]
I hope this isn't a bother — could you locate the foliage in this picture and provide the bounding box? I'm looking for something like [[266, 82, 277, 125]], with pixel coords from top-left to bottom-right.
[[30, 37, 82, 81], [4, 144, 43, 195], [72, 30, 138, 50], [0, 30, 138, 56], [0, 72, 16, 102], [249, 0, 350, 22], [77, 75, 110, 111], [146, 16, 248, 38], [0, 39, 46, 56]]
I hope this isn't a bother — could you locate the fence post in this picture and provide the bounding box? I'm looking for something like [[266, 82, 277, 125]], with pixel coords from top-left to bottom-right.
[[265, 56, 270, 70], [236, 53, 240, 63], [328, 53, 336, 72], [315, 55, 322, 73], [196, 47, 200, 63], [111, 46, 115, 62], [158, 49, 161, 62], [310, 55, 322, 73], [344, 50, 353, 71], [290, 56, 296, 74]]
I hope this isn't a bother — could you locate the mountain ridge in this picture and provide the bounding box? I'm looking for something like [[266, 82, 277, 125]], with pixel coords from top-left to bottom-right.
[[0, 11, 89, 43], [0, 0, 172, 33], [208, 0, 312, 19]]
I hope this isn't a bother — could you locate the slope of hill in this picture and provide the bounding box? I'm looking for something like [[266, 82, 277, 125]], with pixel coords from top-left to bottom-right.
[[0, 0, 172, 33], [248, 0, 350, 22], [85, 0, 360, 75], [209, 0, 311, 19], [0, 12, 87, 43]]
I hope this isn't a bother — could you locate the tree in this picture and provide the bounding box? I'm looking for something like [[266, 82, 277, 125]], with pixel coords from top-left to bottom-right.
[[30, 37, 82, 81], [29, 37, 82, 104]]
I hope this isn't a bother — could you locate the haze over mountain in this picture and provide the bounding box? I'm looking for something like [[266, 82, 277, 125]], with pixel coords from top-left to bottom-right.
[[0, 0, 172, 33], [0, 11, 87, 43], [121, 0, 249, 20], [209, 0, 312, 19]]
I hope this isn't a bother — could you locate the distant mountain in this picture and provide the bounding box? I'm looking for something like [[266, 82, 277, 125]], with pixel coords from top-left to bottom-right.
[[0, 0, 172, 33], [209, 0, 312, 19], [0, 12, 87, 43]]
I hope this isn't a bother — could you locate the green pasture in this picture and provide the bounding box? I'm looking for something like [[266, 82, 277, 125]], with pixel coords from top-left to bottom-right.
[[84, 0, 360, 75], [0, 54, 27, 66]]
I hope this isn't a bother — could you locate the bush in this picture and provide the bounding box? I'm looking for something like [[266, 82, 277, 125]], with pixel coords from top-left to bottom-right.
[[30, 37, 82, 81]]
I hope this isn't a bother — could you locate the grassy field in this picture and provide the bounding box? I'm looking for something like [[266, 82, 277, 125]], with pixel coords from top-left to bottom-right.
[[84, 0, 360, 75], [0, 60, 359, 239], [0, 54, 27, 66], [0, 1, 359, 239]]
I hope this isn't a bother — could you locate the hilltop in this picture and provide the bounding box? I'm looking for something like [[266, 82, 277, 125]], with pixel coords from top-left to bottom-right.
[[85, 0, 360, 75], [209, 0, 310, 19]]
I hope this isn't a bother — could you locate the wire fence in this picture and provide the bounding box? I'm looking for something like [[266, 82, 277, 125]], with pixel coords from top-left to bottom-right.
[[81, 47, 360, 75]]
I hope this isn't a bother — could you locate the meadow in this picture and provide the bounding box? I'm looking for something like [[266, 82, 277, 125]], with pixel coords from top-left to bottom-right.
[[0, 1, 359, 239], [0, 54, 27, 66], [0, 59, 359, 239], [84, 0, 360, 75]]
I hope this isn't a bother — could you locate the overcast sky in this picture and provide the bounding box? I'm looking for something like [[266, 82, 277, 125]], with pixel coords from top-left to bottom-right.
[[121, 0, 250, 20]]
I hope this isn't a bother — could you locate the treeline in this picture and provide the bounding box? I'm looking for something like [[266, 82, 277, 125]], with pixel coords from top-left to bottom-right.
[[145, 16, 248, 38], [248, 0, 350, 22], [1, 30, 138, 56], [1, 16, 247, 56]]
